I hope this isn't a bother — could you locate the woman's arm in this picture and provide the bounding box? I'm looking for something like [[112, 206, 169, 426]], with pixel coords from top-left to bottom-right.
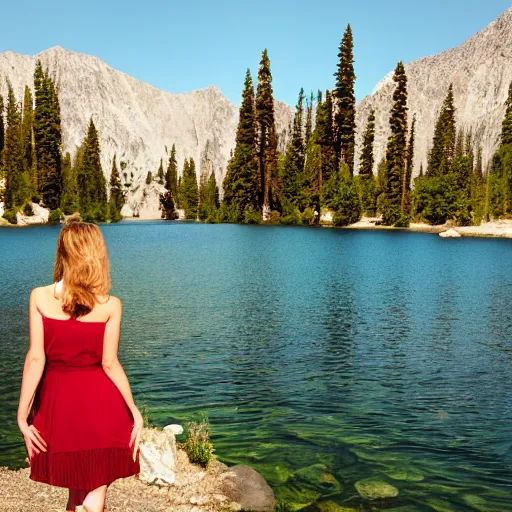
[[102, 296, 143, 460], [17, 288, 48, 456]]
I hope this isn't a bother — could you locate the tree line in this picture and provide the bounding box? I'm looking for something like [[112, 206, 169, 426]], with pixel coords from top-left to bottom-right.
[[219, 27, 512, 227], [2, 31, 511, 228], [0, 61, 124, 224]]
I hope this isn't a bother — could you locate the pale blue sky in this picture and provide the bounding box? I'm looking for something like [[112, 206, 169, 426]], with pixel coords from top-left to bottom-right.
[[2, 1, 510, 105]]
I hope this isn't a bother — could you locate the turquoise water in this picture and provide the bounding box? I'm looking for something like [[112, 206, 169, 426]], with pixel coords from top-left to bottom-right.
[[1, 222, 512, 511]]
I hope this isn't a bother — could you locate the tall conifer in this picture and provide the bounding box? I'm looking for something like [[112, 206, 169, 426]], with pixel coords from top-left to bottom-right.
[[108, 155, 124, 221], [222, 69, 259, 221], [333, 24, 356, 174], [383, 61, 408, 225], [256, 49, 278, 213], [165, 143, 178, 200], [77, 118, 107, 221], [181, 157, 198, 219], [427, 84, 456, 177], [21, 86, 35, 188], [359, 110, 376, 214], [34, 62, 62, 209], [157, 158, 164, 184], [305, 91, 314, 146], [401, 114, 416, 213], [281, 88, 305, 204], [4, 83, 24, 208]]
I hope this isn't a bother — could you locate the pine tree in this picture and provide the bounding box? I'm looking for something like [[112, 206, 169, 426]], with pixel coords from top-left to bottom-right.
[[383, 61, 408, 225], [305, 91, 314, 146], [77, 118, 107, 222], [165, 143, 178, 200], [332, 163, 361, 226], [60, 152, 79, 215], [302, 91, 337, 213], [181, 157, 199, 219], [281, 88, 305, 205], [427, 84, 456, 177], [401, 114, 416, 213], [0, 94, 4, 162], [199, 172, 219, 221], [222, 69, 259, 221], [21, 86, 35, 189], [4, 82, 25, 208], [501, 82, 512, 146], [333, 24, 356, 174], [157, 158, 164, 184], [256, 49, 278, 213], [108, 155, 124, 222], [358, 109, 376, 214], [33, 62, 62, 209], [146, 171, 153, 185], [359, 110, 375, 180]]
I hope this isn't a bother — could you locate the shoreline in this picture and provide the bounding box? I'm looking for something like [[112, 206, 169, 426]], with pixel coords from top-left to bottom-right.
[[3, 215, 512, 239]]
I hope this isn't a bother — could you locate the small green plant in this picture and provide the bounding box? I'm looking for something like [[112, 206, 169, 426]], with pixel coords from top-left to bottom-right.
[[2, 208, 18, 224], [182, 413, 215, 467], [49, 208, 63, 223]]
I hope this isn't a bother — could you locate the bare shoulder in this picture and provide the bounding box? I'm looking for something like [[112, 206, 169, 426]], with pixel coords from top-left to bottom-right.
[[106, 295, 122, 317], [29, 285, 52, 303]]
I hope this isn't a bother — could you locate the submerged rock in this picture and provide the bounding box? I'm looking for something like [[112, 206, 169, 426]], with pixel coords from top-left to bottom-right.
[[355, 477, 399, 500], [220, 464, 276, 512], [293, 463, 342, 491]]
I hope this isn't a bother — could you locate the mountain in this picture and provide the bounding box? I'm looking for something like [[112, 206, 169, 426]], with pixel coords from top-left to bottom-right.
[[0, 46, 292, 217], [355, 8, 512, 177], [0, 8, 510, 217]]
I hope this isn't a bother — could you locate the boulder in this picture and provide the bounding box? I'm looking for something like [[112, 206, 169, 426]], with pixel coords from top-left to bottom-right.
[[15, 203, 50, 225], [439, 228, 462, 238], [139, 426, 178, 486], [220, 464, 276, 512]]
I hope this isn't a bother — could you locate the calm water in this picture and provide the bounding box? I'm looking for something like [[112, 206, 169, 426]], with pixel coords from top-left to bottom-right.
[[1, 222, 512, 511]]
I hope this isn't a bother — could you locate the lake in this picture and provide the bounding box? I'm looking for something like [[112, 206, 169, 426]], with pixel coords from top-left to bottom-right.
[[1, 221, 512, 511]]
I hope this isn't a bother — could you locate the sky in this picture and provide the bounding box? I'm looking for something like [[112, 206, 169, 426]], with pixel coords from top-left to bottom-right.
[[1, 1, 510, 106]]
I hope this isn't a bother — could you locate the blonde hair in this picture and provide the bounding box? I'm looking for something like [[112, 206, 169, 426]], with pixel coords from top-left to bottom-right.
[[53, 213, 111, 318]]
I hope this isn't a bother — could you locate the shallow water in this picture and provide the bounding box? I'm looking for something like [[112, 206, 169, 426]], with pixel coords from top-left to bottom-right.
[[1, 222, 512, 510]]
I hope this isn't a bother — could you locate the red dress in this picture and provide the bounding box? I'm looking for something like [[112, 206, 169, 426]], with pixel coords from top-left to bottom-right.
[[29, 314, 140, 490]]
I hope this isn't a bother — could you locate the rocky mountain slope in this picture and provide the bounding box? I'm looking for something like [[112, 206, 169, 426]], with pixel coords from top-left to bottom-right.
[[0, 8, 510, 217], [0, 47, 292, 217], [355, 7, 512, 176]]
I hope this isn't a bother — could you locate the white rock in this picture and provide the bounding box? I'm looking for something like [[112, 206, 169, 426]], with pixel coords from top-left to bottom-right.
[[439, 228, 462, 238], [31, 202, 49, 222], [139, 427, 178, 486], [320, 209, 333, 224], [0, 201, 4, 218], [163, 424, 184, 435]]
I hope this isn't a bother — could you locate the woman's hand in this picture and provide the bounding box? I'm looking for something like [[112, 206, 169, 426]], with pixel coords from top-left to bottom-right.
[[129, 407, 143, 462], [18, 419, 47, 459]]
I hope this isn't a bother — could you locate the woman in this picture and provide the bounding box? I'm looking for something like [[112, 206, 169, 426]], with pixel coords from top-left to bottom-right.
[[17, 213, 143, 512]]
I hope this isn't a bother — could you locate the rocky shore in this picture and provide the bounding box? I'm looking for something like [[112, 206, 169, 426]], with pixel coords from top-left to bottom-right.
[[0, 426, 275, 512]]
